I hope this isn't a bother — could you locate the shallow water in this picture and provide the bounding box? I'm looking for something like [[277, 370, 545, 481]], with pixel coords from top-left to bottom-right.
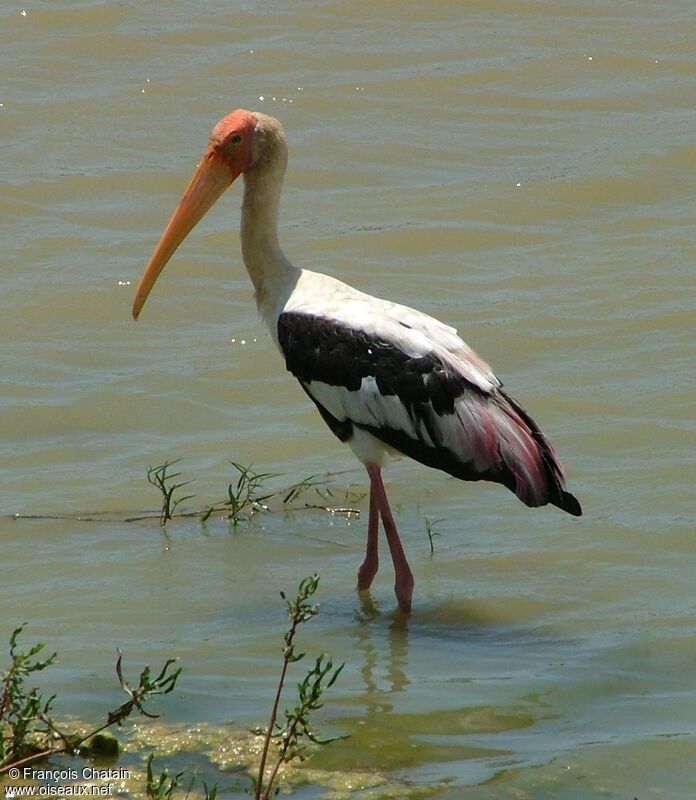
[[2, 1, 695, 798]]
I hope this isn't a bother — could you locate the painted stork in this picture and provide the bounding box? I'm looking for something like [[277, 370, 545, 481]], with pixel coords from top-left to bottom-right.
[[132, 109, 582, 613]]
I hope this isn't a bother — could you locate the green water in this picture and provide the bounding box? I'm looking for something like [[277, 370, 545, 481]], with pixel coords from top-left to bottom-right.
[[2, 1, 695, 797]]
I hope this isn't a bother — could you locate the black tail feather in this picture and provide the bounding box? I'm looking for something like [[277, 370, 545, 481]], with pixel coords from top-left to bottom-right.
[[553, 489, 582, 517]]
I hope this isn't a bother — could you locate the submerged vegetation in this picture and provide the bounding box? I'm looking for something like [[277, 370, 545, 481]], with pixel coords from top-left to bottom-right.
[[2, 462, 452, 796], [147, 460, 195, 526], [254, 574, 344, 799], [142, 459, 364, 527], [203, 461, 281, 524], [0, 460, 465, 799], [0, 624, 180, 774], [8, 458, 373, 530], [145, 753, 217, 800], [418, 507, 446, 555], [1, 577, 343, 799]]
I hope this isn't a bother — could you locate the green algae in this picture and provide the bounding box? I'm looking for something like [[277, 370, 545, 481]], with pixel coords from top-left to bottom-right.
[[124, 719, 448, 798]]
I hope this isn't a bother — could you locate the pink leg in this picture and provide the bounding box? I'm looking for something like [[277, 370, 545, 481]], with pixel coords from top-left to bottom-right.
[[365, 464, 414, 613], [357, 479, 379, 591]]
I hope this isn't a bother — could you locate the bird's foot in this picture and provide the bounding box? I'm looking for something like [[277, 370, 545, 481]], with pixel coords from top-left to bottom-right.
[[394, 573, 414, 614], [356, 558, 379, 592]]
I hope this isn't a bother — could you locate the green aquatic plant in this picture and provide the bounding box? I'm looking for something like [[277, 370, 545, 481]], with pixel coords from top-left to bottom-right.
[[218, 461, 279, 524], [11, 467, 358, 526], [113, 649, 181, 722], [202, 464, 331, 523], [418, 508, 446, 555], [0, 623, 57, 770], [145, 753, 186, 800], [147, 460, 195, 525], [145, 753, 218, 800], [279, 473, 327, 505], [253, 574, 345, 800], [0, 624, 181, 774]]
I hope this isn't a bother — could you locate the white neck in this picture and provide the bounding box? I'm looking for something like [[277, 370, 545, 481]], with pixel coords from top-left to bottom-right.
[[240, 146, 298, 317]]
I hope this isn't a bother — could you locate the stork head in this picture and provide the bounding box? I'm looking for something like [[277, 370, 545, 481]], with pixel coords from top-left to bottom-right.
[[132, 108, 261, 320]]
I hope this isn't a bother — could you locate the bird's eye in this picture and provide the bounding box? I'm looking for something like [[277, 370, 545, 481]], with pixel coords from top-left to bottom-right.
[[229, 134, 243, 145]]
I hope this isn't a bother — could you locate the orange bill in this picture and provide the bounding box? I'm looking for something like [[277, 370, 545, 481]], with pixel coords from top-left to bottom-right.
[[132, 149, 241, 319]]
